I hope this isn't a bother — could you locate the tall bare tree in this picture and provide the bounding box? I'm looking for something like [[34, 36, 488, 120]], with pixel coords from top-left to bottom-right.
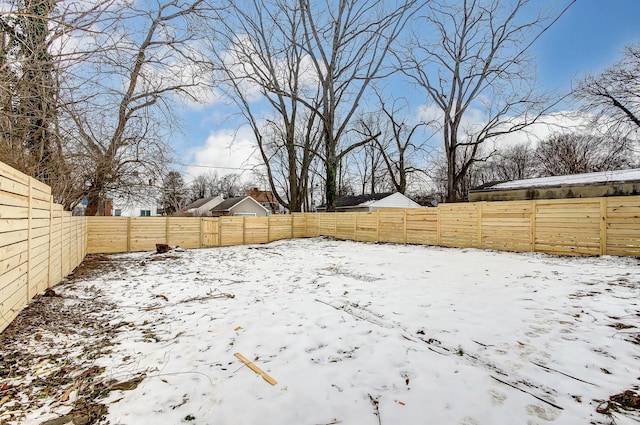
[[401, 0, 571, 202], [357, 95, 429, 194], [535, 133, 635, 176], [1, 0, 59, 184], [575, 41, 640, 139], [297, 0, 420, 211], [59, 0, 215, 215], [209, 0, 322, 212], [160, 170, 188, 215]]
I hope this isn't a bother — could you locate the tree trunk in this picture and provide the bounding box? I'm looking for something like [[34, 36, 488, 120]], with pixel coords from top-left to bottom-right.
[[325, 137, 338, 212]]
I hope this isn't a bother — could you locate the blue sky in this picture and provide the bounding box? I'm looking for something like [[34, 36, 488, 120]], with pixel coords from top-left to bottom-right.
[[533, 0, 640, 91], [174, 0, 640, 180]]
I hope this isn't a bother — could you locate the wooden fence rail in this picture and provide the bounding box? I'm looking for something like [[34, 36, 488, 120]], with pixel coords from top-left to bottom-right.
[[86, 195, 640, 257], [1, 161, 87, 333]]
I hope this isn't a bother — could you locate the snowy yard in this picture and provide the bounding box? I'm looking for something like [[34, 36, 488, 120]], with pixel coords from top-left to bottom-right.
[[2, 237, 639, 425]]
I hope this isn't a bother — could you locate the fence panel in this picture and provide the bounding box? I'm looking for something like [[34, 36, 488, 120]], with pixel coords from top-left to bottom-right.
[[606, 196, 640, 256], [336, 213, 357, 241], [305, 213, 320, 237], [1, 161, 87, 333], [202, 218, 220, 247], [438, 203, 479, 248], [87, 217, 128, 253], [534, 199, 601, 256], [318, 213, 337, 238], [355, 212, 378, 242], [378, 210, 406, 244], [220, 217, 244, 246], [268, 215, 293, 241], [481, 201, 532, 252], [245, 217, 269, 244], [167, 217, 201, 248], [292, 213, 307, 238], [405, 208, 438, 245]]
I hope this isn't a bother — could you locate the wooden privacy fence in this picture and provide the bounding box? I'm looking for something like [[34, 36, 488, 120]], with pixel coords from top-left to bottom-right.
[[87, 214, 309, 253], [311, 197, 640, 257], [0, 161, 87, 333], [88, 195, 640, 257]]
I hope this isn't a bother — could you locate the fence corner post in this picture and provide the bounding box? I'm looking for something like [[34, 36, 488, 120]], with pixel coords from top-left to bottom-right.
[[529, 200, 537, 252], [477, 202, 483, 249], [436, 205, 441, 246], [199, 218, 204, 248], [26, 177, 33, 301], [47, 195, 53, 288]]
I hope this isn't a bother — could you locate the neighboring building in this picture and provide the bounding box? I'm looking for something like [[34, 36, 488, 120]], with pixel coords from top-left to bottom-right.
[[245, 188, 287, 214], [316, 192, 422, 212], [180, 195, 225, 216], [469, 168, 640, 202], [209, 196, 270, 217]]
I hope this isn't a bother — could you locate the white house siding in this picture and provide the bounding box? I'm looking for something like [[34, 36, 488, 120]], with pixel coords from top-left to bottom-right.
[[187, 195, 224, 215], [230, 197, 269, 216], [368, 193, 421, 211]]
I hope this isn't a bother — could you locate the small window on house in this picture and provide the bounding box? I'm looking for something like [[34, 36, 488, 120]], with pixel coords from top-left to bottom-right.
[[114, 209, 122, 216], [140, 210, 151, 217]]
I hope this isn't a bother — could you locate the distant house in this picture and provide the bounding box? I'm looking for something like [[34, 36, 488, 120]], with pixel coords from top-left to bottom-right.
[[209, 196, 270, 217], [316, 192, 421, 212], [469, 168, 640, 202], [245, 188, 287, 214], [180, 195, 225, 216], [110, 199, 161, 217]]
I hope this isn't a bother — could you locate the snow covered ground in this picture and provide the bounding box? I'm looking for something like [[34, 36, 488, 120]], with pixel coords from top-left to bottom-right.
[[14, 238, 640, 424]]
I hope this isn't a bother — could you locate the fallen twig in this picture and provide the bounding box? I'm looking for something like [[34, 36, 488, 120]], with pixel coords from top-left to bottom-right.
[[490, 376, 563, 410], [531, 361, 597, 386], [315, 299, 384, 328], [368, 394, 382, 425]]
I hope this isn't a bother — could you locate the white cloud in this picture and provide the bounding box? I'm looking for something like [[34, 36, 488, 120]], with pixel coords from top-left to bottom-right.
[[184, 126, 262, 181]]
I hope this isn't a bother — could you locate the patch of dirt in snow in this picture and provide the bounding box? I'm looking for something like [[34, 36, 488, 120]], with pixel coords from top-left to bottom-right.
[[0, 255, 143, 425]]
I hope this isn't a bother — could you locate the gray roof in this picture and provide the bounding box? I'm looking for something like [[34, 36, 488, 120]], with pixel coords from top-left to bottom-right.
[[182, 196, 219, 211], [318, 193, 393, 209], [472, 168, 640, 192], [210, 196, 247, 212]]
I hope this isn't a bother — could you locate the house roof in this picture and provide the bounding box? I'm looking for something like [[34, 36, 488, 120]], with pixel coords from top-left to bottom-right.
[[245, 189, 277, 204], [210, 196, 246, 212], [182, 196, 220, 211], [317, 192, 421, 210], [319, 193, 394, 209], [473, 168, 640, 192]]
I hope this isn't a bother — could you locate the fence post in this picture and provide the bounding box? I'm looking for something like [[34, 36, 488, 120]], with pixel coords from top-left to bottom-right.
[[267, 215, 271, 242], [477, 203, 483, 249], [218, 217, 222, 246], [127, 217, 132, 252], [290, 213, 294, 239], [530, 200, 537, 252], [166, 216, 170, 245], [403, 210, 407, 244], [199, 218, 204, 248], [242, 216, 246, 245], [436, 206, 441, 246], [376, 210, 380, 242], [47, 195, 53, 288], [600, 198, 607, 255], [27, 177, 33, 301]]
